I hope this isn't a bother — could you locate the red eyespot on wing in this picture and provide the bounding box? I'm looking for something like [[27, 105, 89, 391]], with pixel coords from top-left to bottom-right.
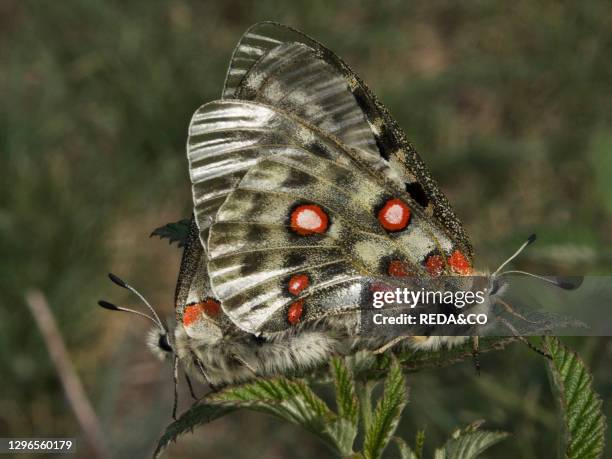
[[425, 254, 445, 277], [201, 298, 221, 317], [378, 198, 411, 231], [290, 204, 329, 235], [288, 274, 309, 296], [182, 303, 202, 327], [287, 300, 304, 325], [387, 259, 410, 277], [182, 298, 221, 327], [448, 250, 472, 275]]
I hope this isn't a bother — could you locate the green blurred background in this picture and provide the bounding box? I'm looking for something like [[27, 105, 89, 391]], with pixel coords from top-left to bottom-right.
[[1, 1, 611, 457]]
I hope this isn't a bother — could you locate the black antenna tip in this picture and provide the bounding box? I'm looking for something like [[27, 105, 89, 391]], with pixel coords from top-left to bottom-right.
[[557, 276, 584, 290], [98, 300, 120, 311], [527, 234, 537, 245], [108, 272, 128, 289]]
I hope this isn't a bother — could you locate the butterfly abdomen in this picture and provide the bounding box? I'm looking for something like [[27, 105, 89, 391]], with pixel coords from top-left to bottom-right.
[[176, 326, 344, 386]]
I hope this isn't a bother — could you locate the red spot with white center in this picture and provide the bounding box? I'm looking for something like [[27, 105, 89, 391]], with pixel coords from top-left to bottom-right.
[[425, 254, 445, 277], [290, 204, 329, 236], [287, 300, 304, 325], [378, 198, 411, 231], [387, 259, 411, 277], [448, 250, 472, 275], [182, 298, 221, 327], [288, 274, 309, 296]]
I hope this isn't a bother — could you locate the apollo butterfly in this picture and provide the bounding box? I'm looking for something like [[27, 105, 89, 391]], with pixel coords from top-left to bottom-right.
[[101, 23, 573, 419]]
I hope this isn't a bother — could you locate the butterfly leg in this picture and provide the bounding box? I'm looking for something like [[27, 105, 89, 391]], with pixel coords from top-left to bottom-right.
[[191, 352, 218, 390], [471, 336, 480, 375], [184, 371, 198, 400], [495, 316, 552, 360], [231, 353, 258, 375], [373, 335, 410, 354], [192, 356, 227, 393], [495, 297, 538, 324], [172, 355, 179, 420]]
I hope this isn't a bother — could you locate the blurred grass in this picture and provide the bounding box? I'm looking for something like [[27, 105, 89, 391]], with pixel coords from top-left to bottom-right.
[[1, 1, 611, 457]]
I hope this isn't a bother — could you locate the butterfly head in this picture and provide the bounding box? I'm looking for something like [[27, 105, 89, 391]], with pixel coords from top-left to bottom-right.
[[146, 327, 174, 360]]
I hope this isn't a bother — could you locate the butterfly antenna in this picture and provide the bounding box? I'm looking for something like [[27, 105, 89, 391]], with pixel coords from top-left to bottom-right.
[[492, 234, 537, 277], [497, 271, 582, 290], [97, 300, 163, 330], [493, 235, 584, 290], [102, 273, 166, 331]]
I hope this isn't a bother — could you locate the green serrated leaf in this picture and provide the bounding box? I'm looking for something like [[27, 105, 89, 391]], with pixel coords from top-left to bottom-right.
[[155, 377, 346, 457], [545, 337, 607, 459], [331, 357, 359, 424], [363, 358, 408, 459], [393, 436, 418, 459], [210, 377, 333, 424], [325, 418, 359, 457], [414, 428, 426, 458], [329, 357, 359, 455], [150, 218, 191, 247], [356, 379, 377, 434], [154, 404, 236, 458], [434, 429, 508, 459]]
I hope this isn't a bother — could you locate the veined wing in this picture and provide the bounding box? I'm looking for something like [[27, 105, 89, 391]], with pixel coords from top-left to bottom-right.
[[205, 101, 470, 334], [188, 99, 402, 254], [222, 22, 473, 260]]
